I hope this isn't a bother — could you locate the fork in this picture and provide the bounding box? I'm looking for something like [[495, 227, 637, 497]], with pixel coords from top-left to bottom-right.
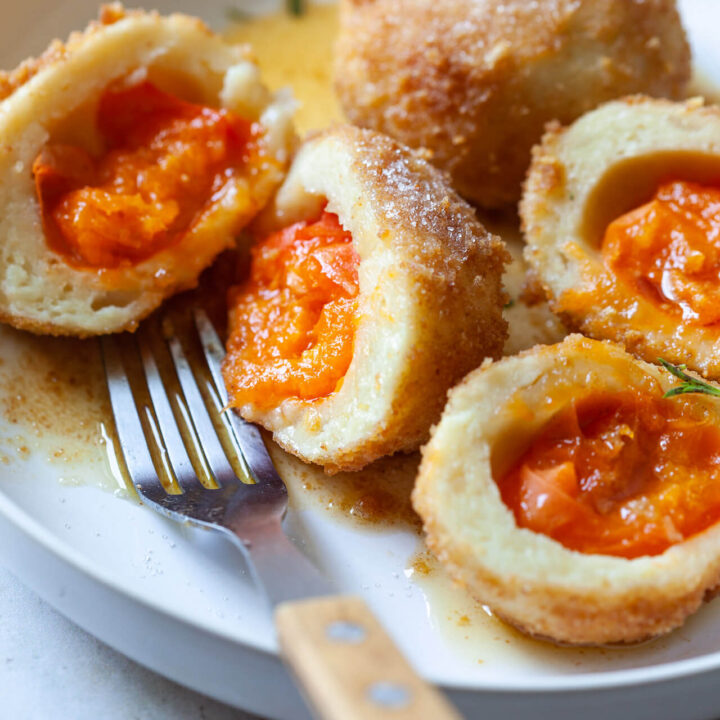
[[100, 308, 460, 720]]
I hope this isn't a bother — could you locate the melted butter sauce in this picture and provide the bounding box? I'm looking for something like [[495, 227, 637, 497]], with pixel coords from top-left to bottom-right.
[[406, 548, 684, 667], [225, 3, 343, 134], [267, 439, 421, 532], [0, 325, 127, 493]]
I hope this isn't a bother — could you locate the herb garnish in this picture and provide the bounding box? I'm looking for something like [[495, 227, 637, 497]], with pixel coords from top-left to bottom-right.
[[287, 0, 305, 16], [227, 1, 304, 22], [659, 358, 720, 399], [503, 299, 516, 309], [225, 6, 250, 22]]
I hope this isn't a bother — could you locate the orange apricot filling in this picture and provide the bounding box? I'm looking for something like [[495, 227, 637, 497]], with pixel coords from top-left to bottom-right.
[[33, 80, 254, 268], [223, 211, 359, 411], [602, 180, 720, 326], [496, 390, 720, 558]]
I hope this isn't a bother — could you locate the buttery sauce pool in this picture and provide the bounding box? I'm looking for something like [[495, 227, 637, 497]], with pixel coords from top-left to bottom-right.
[[225, 2, 343, 134]]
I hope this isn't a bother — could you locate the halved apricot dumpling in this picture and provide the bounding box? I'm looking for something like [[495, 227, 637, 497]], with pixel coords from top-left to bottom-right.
[[414, 335, 720, 645], [0, 5, 294, 336], [522, 96, 720, 378], [222, 125, 509, 473]]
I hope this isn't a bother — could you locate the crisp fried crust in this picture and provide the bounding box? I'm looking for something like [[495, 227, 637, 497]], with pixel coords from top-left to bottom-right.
[[226, 125, 509, 473], [0, 4, 135, 102], [521, 95, 720, 379], [0, 4, 295, 336], [334, 0, 690, 208], [413, 334, 720, 645]]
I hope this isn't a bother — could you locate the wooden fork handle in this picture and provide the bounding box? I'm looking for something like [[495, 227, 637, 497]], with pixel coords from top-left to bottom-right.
[[275, 595, 462, 720]]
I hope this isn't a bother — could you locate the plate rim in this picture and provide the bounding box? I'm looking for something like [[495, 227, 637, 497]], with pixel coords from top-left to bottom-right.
[[4, 482, 720, 694]]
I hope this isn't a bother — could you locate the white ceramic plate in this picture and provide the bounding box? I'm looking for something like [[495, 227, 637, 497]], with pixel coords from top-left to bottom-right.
[[2, 1, 720, 719]]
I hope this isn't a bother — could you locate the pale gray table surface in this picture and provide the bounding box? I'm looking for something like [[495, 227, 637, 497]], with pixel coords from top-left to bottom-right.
[[0, 564, 266, 720]]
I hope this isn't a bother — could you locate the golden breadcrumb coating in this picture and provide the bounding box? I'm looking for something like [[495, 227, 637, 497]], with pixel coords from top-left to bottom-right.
[[335, 0, 691, 208], [0, 4, 134, 102]]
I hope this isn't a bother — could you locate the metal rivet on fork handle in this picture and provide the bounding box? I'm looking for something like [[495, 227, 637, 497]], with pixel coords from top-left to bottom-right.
[[326, 620, 367, 644], [367, 681, 412, 710]]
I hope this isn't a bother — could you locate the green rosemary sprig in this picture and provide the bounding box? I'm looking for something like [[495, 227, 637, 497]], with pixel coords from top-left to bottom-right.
[[659, 358, 720, 399], [287, 0, 305, 16], [226, 1, 304, 22], [225, 6, 251, 22]]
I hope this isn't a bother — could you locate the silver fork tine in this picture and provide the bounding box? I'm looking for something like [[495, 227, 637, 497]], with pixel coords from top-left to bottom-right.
[[190, 311, 246, 459], [193, 309, 236, 409], [100, 335, 168, 503], [138, 331, 205, 494], [166, 333, 238, 488], [194, 309, 287, 491], [102, 323, 325, 583]]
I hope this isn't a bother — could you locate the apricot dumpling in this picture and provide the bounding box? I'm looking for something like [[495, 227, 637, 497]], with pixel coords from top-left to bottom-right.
[[223, 125, 508, 472]]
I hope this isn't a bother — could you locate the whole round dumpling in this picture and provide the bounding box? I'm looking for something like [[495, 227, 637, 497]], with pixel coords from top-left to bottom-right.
[[334, 0, 691, 208], [414, 334, 720, 645], [222, 125, 509, 473], [0, 4, 295, 336], [522, 96, 720, 379]]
